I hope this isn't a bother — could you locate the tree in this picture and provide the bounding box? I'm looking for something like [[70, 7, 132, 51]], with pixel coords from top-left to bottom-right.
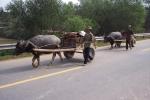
[[144, 0, 150, 32], [0, 7, 4, 15], [6, 0, 62, 39], [79, 0, 145, 35], [25, 0, 62, 32], [6, 0, 29, 39], [3, 0, 146, 39], [64, 16, 94, 32], [61, 2, 76, 19]]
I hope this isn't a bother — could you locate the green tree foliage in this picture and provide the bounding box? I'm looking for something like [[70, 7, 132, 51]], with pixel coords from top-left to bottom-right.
[[61, 2, 76, 20], [6, 0, 27, 39], [79, 0, 145, 35], [6, 0, 62, 39], [64, 16, 94, 32], [61, 2, 94, 32], [25, 0, 62, 32], [0, 7, 11, 38], [59, 2, 77, 30], [1, 0, 146, 39], [5, 0, 94, 39], [144, 0, 150, 32]]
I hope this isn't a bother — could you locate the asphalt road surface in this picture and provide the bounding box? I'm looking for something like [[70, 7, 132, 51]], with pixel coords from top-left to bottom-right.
[[0, 40, 150, 100]]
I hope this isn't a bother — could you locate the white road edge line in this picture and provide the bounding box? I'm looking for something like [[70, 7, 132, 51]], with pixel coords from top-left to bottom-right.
[[0, 67, 82, 89]]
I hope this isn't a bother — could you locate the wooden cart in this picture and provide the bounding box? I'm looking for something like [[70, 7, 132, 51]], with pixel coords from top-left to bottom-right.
[[32, 32, 95, 67]]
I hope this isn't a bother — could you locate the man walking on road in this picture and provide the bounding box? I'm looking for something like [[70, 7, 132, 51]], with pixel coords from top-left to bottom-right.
[[126, 25, 135, 50], [83, 26, 95, 64]]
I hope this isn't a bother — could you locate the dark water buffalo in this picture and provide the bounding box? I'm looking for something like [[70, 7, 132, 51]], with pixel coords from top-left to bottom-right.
[[15, 35, 63, 68], [104, 32, 124, 48]]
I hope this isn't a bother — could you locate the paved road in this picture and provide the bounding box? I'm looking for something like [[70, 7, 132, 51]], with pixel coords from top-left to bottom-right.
[[0, 40, 150, 100]]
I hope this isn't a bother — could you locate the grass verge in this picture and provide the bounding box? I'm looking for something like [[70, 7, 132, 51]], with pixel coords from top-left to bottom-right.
[[0, 49, 32, 61]]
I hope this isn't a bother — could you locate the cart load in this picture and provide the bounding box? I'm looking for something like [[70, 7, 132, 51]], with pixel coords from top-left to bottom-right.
[[61, 32, 84, 59], [61, 32, 95, 60]]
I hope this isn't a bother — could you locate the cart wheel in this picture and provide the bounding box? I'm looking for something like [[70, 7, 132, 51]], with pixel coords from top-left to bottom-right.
[[32, 57, 39, 68], [83, 48, 95, 60], [64, 51, 75, 59], [89, 48, 95, 60]]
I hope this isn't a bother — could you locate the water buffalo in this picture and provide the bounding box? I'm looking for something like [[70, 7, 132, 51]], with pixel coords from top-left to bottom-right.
[[15, 35, 63, 68], [104, 32, 124, 48]]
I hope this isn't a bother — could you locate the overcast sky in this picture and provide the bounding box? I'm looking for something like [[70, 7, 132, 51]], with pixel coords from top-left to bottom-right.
[[0, 0, 79, 8]]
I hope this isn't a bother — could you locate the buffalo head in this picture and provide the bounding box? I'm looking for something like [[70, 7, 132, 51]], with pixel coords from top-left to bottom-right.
[[104, 36, 110, 42], [15, 40, 27, 55]]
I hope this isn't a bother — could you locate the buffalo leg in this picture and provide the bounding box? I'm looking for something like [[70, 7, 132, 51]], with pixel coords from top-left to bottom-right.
[[32, 54, 40, 68], [57, 52, 63, 61], [129, 41, 132, 49], [116, 41, 121, 48], [119, 42, 122, 47], [110, 41, 114, 48], [49, 52, 63, 65], [49, 53, 56, 64]]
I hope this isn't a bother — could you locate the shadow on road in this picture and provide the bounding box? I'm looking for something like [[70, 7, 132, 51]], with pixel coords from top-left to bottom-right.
[[0, 58, 84, 75], [44, 58, 84, 69], [0, 65, 33, 75]]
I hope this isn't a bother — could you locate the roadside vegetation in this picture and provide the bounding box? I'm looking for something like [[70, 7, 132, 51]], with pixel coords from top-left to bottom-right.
[[0, 0, 149, 39], [0, 51, 32, 61], [0, 0, 150, 61]]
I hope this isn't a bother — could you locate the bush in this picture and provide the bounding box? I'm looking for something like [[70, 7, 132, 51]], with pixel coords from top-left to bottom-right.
[[0, 49, 14, 56], [64, 16, 95, 32]]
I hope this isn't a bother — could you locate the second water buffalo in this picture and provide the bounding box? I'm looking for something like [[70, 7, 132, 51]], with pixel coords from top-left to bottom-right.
[[104, 32, 124, 48]]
